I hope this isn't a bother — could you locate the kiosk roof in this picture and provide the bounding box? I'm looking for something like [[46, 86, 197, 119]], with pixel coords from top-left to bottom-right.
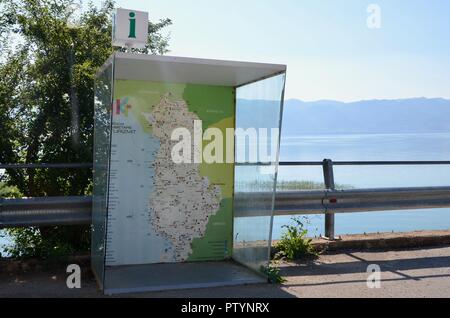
[[101, 52, 286, 87]]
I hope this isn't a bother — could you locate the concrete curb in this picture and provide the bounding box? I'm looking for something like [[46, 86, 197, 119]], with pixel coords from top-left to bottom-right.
[[277, 230, 450, 253]]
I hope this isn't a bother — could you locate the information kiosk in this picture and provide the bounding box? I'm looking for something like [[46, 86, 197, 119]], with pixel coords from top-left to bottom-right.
[[92, 52, 286, 294]]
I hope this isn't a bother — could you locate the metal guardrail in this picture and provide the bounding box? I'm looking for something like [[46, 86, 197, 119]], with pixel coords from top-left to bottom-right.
[[279, 159, 450, 239], [279, 160, 450, 166], [0, 163, 93, 169], [234, 159, 450, 238], [0, 163, 93, 228], [274, 186, 450, 214], [1, 160, 450, 240], [233, 187, 450, 216], [0, 196, 92, 228], [3, 185, 450, 229]]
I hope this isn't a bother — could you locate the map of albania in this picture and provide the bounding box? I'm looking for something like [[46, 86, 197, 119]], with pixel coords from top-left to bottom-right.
[[144, 93, 222, 262]]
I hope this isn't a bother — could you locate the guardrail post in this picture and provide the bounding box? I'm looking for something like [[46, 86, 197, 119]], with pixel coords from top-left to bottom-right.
[[323, 159, 336, 240]]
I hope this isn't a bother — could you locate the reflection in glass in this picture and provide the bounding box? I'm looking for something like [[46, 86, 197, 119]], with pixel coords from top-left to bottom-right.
[[91, 61, 113, 288], [233, 74, 286, 273]]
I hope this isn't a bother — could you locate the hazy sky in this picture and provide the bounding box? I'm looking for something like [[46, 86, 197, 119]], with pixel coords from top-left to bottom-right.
[[92, 0, 450, 101]]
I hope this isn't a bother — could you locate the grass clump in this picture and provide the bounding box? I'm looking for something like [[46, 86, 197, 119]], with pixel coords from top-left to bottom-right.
[[260, 262, 286, 284], [275, 216, 317, 261]]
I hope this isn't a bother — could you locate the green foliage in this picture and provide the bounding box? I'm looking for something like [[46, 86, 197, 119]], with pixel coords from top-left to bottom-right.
[[0, 0, 172, 197], [0, 0, 171, 258], [260, 263, 286, 284], [0, 182, 23, 198], [275, 216, 317, 261], [3, 226, 90, 260]]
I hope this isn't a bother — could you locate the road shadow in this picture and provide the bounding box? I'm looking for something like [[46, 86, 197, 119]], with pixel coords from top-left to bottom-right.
[[279, 248, 450, 288], [282, 254, 450, 277]]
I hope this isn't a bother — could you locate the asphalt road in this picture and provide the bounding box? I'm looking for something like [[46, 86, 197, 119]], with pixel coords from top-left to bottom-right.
[[1, 246, 450, 298]]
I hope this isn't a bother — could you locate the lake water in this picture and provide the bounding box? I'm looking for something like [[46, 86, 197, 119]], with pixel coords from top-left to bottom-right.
[[2, 133, 450, 254], [273, 132, 450, 238]]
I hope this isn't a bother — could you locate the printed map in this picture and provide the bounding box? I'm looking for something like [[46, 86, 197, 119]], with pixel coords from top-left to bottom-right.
[[105, 80, 234, 266]]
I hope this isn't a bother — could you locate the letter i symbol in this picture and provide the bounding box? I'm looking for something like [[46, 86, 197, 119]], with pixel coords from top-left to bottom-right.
[[129, 12, 136, 38]]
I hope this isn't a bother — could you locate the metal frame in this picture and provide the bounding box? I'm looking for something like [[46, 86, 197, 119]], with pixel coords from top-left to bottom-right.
[[0, 163, 92, 169]]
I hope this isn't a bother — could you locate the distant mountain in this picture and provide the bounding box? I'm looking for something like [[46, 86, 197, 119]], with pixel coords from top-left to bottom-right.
[[281, 98, 450, 136]]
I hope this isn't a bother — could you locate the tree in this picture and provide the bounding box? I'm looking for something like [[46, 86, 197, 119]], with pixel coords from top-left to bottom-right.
[[0, 0, 172, 257]]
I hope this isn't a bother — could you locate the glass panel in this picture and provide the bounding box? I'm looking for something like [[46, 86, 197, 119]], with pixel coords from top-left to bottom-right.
[[274, 165, 324, 239], [233, 73, 286, 274], [277, 165, 325, 191], [91, 60, 114, 288]]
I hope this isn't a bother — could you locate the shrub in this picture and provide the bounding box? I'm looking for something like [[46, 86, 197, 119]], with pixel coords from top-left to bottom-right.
[[260, 263, 286, 284], [3, 226, 88, 260], [275, 216, 317, 261]]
